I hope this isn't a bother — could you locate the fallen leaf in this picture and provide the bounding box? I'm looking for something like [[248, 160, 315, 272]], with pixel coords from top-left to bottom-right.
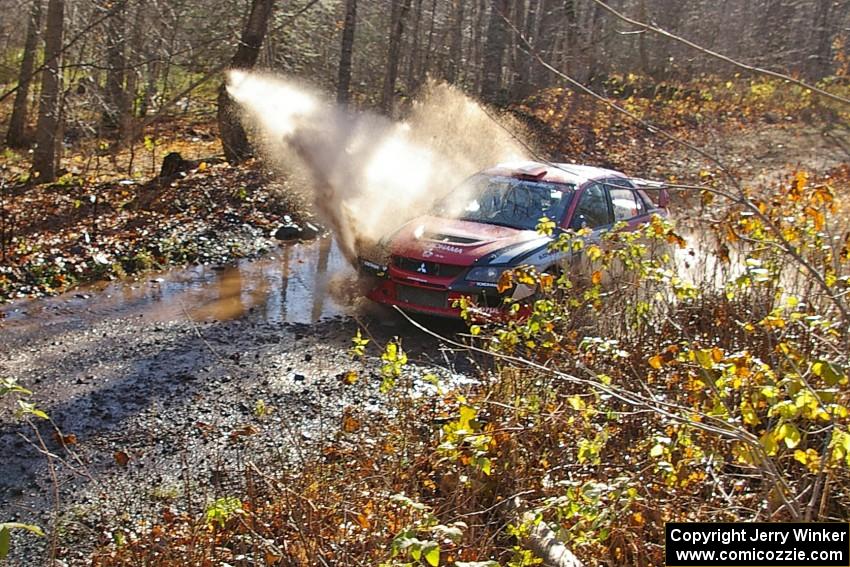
[[53, 432, 78, 446], [342, 412, 361, 433], [114, 451, 130, 467], [229, 424, 260, 440], [340, 370, 359, 385]]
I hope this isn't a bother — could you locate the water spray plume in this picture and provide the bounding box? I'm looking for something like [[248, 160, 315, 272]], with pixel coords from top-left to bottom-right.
[[226, 71, 528, 263]]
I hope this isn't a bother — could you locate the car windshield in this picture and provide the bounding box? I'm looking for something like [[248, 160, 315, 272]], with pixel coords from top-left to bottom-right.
[[436, 175, 574, 230]]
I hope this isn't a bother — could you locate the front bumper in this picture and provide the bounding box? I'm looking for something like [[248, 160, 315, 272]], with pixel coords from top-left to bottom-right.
[[362, 264, 505, 319]]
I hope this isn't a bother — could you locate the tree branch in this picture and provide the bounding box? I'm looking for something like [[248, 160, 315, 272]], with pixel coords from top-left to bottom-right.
[[0, 0, 130, 105]]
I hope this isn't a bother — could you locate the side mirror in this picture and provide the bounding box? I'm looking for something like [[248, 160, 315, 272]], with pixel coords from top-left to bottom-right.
[[657, 188, 671, 208]]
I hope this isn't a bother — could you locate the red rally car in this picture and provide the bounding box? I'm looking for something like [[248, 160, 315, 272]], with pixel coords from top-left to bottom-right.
[[360, 161, 669, 318]]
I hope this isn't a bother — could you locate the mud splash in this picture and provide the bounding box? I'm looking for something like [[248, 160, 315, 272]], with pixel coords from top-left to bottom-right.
[[0, 238, 351, 337], [226, 72, 527, 263]]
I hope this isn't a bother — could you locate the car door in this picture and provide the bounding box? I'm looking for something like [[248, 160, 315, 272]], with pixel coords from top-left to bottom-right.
[[567, 182, 613, 237], [563, 182, 614, 273], [602, 178, 660, 282], [603, 178, 651, 230]]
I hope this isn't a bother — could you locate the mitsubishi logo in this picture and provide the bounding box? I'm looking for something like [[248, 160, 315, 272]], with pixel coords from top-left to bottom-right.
[[417, 262, 428, 274]]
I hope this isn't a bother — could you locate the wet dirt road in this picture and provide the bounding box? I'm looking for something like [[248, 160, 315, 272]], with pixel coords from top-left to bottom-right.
[[0, 238, 474, 565]]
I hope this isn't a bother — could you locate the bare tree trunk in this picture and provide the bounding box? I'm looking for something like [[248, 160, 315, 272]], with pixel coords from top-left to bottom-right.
[[445, 0, 465, 83], [420, 0, 437, 83], [480, 0, 510, 103], [529, 0, 552, 87], [337, 0, 357, 105], [139, 60, 158, 118], [32, 0, 64, 183], [512, 0, 537, 96], [217, 0, 275, 164], [406, 0, 423, 90], [6, 0, 42, 148], [563, 0, 578, 75], [380, 0, 412, 115], [102, 0, 128, 138], [126, 0, 146, 118], [582, 0, 603, 84], [471, 0, 487, 92], [139, 2, 161, 120], [509, 0, 531, 100], [810, 0, 835, 79], [504, 0, 523, 97]]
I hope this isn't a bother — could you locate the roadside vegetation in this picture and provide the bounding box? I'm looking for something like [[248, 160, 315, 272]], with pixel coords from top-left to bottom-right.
[[0, 378, 46, 561]]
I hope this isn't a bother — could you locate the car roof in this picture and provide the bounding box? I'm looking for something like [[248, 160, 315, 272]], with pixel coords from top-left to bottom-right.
[[481, 160, 627, 186]]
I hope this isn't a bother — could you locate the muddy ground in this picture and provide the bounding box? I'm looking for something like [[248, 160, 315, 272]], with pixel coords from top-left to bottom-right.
[[0, 247, 479, 565], [1, 121, 849, 565]]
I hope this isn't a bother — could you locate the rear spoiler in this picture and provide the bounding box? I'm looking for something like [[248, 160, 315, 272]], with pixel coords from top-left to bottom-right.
[[629, 177, 670, 208]]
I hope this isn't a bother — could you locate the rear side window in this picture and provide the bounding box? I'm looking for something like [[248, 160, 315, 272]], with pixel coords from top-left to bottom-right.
[[570, 183, 612, 229], [609, 188, 641, 221]]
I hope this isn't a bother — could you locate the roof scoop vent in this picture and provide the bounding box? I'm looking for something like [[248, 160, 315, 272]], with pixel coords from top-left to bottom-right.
[[514, 163, 548, 179]]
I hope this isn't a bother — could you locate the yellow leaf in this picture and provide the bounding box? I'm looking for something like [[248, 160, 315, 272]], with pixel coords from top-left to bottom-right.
[[732, 442, 756, 464], [648, 355, 663, 370], [711, 347, 724, 363], [804, 206, 825, 230], [776, 422, 801, 448], [741, 401, 760, 426], [341, 370, 359, 385], [794, 170, 808, 192], [666, 231, 686, 248], [812, 184, 834, 206], [591, 271, 602, 285], [760, 431, 778, 456], [496, 271, 514, 294], [695, 349, 714, 370]]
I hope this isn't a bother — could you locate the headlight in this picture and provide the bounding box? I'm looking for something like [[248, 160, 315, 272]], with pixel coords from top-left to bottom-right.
[[360, 259, 387, 275], [466, 266, 505, 283]]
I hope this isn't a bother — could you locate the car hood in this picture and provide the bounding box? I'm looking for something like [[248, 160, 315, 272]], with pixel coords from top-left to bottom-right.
[[389, 215, 547, 266]]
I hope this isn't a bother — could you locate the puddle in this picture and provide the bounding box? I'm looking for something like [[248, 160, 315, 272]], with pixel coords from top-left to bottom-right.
[[0, 237, 354, 334]]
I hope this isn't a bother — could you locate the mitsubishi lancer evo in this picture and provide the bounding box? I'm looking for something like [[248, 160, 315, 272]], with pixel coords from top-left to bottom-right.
[[359, 161, 669, 318]]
